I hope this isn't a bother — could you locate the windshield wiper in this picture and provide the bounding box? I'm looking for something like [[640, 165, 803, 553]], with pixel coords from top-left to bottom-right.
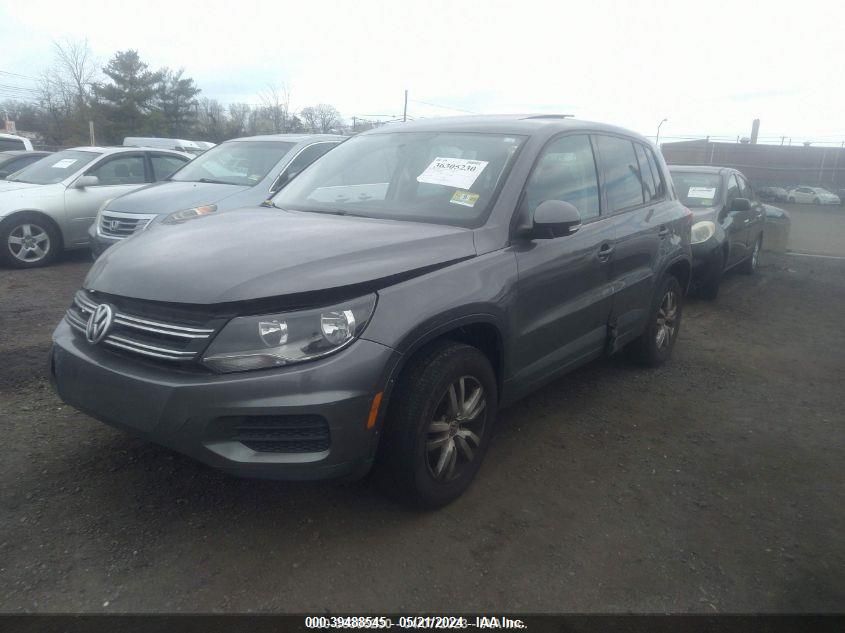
[[196, 178, 237, 185]]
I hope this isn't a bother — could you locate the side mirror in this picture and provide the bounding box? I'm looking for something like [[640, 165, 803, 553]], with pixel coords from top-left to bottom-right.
[[530, 200, 582, 239], [731, 197, 751, 212], [74, 175, 100, 189]]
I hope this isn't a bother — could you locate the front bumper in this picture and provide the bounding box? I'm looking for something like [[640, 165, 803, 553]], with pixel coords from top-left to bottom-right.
[[50, 319, 400, 480], [690, 237, 723, 283], [88, 224, 120, 258]]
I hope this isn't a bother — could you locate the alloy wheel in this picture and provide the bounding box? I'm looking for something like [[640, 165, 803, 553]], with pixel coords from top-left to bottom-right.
[[8, 223, 51, 263], [425, 376, 486, 483], [655, 288, 678, 350]]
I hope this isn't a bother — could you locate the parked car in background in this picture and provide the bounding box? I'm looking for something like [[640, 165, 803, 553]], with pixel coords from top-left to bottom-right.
[[787, 186, 841, 205], [669, 166, 765, 299], [90, 134, 344, 256], [0, 150, 52, 179], [0, 146, 191, 268], [53, 115, 692, 507], [835, 188, 845, 205], [0, 133, 34, 151], [123, 137, 206, 156], [757, 186, 788, 203]]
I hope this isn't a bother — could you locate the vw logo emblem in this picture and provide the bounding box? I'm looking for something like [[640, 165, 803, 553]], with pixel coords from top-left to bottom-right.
[[86, 304, 114, 344]]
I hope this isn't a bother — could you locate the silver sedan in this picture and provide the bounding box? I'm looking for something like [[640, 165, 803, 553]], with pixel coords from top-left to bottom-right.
[[0, 146, 191, 268]]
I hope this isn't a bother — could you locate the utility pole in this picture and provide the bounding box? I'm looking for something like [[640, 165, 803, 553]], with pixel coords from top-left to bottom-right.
[[403, 90, 408, 123], [352, 116, 357, 132], [656, 118, 668, 144], [89, 121, 96, 146], [750, 119, 760, 144]]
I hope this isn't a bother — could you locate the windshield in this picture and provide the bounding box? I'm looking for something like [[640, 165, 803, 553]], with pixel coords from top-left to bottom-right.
[[7, 150, 100, 185], [670, 171, 722, 208], [170, 140, 296, 186], [271, 132, 525, 226]]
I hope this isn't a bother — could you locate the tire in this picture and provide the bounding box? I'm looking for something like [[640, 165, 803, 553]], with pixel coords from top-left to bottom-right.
[[788, 197, 795, 203], [378, 341, 497, 509], [627, 275, 684, 367], [0, 213, 60, 269], [813, 197, 821, 205], [739, 235, 762, 274], [697, 250, 724, 301]]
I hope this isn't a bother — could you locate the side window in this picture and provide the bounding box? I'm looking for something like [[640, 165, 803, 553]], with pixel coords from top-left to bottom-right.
[[0, 138, 26, 151], [151, 154, 188, 180], [736, 174, 753, 200], [88, 155, 146, 186], [521, 134, 600, 221], [644, 146, 666, 198], [634, 143, 657, 202], [725, 174, 740, 205], [596, 135, 645, 212], [273, 143, 336, 192]]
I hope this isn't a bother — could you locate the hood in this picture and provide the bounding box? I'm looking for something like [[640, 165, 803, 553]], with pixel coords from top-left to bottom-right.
[[106, 180, 250, 215], [85, 208, 477, 304], [0, 180, 45, 194]]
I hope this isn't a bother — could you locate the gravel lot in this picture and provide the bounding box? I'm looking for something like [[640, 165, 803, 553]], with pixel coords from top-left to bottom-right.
[[1, 206, 843, 613]]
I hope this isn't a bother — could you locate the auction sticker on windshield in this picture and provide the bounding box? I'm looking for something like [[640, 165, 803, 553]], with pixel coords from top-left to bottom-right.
[[51, 159, 78, 169], [417, 157, 488, 190], [450, 190, 480, 207], [688, 186, 716, 199]]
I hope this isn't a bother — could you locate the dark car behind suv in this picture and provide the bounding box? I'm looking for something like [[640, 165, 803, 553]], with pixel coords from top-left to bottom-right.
[[669, 166, 765, 299], [51, 115, 691, 507]]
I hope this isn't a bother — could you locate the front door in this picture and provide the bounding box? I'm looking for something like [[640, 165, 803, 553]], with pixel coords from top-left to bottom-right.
[[511, 134, 614, 390], [63, 153, 149, 246], [721, 173, 748, 265]]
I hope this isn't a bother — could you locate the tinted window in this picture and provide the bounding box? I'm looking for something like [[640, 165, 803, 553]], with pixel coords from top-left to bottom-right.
[[736, 173, 753, 200], [5, 150, 100, 184], [89, 155, 146, 185], [644, 145, 666, 198], [726, 174, 740, 204], [272, 132, 525, 227], [522, 134, 600, 220], [634, 143, 657, 202], [151, 154, 188, 180], [0, 155, 42, 178], [272, 142, 337, 192], [596, 135, 644, 212], [0, 138, 26, 151]]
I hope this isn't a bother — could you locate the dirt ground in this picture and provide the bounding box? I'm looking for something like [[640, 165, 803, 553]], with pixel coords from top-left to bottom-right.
[[0, 207, 843, 613]]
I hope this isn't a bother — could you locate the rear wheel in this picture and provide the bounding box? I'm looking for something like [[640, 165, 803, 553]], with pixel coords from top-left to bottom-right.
[[379, 341, 496, 508], [0, 213, 60, 269], [628, 275, 683, 367], [788, 197, 795, 203], [813, 197, 821, 205]]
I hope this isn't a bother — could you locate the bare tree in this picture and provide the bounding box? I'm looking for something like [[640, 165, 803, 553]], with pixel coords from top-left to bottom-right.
[[259, 84, 290, 133], [314, 103, 340, 133], [52, 38, 99, 113], [300, 106, 319, 133]]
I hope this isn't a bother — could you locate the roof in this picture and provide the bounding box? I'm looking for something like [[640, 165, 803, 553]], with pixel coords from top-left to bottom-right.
[[0, 150, 51, 157], [363, 114, 650, 142], [668, 164, 731, 174], [64, 146, 189, 155], [223, 133, 346, 143]]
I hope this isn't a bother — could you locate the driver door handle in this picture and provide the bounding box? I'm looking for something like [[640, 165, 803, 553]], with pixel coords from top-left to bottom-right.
[[597, 243, 614, 262]]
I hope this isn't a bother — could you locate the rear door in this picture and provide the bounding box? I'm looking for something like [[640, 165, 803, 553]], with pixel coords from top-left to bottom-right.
[[63, 153, 149, 246], [594, 135, 667, 347], [511, 134, 614, 389]]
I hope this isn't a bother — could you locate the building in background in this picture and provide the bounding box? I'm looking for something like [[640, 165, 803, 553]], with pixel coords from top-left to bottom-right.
[[660, 139, 845, 190]]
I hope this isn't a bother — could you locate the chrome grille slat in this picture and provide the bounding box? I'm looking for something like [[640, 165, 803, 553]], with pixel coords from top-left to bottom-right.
[[98, 212, 156, 239], [65, 291, 216, 364]]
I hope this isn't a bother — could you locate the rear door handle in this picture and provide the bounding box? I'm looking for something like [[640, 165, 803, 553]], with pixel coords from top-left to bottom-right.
[[597, 243, 614, 262], [658, 225, 670, 238]]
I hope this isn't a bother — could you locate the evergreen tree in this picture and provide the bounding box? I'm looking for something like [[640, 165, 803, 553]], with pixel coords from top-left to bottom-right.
[[95, 50, 163, 143]]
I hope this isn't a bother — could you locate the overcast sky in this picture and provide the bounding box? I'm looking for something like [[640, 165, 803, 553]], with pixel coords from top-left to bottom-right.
[[1, 0, 843, 144]]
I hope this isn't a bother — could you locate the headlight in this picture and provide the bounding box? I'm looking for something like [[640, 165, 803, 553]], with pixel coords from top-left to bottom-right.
[[691, 220, 716, 244], [162, 204, 217, 224], [202, 294, 377, 373]]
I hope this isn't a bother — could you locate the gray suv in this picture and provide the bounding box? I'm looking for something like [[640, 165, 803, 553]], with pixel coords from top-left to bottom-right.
[[51, 115, 692, 508], [89, 134, 343, 256]]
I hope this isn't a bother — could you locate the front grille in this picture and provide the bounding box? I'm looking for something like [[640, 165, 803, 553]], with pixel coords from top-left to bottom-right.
[[98, 211, 156, 239], [228, 415, 331, 453], [65, 291, 217, 363]]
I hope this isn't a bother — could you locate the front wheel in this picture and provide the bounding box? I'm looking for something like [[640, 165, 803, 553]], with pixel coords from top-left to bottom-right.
[[813, 197, 821, 205], [0, 213, 60, 269], [788, 197, 795, 203], [739, 236, 761, 274], [379, 341, 497, 508], [627, 275, 684, 367]]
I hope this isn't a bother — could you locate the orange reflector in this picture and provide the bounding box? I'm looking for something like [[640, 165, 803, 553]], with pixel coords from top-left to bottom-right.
[[366, 391, 384, 429]]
